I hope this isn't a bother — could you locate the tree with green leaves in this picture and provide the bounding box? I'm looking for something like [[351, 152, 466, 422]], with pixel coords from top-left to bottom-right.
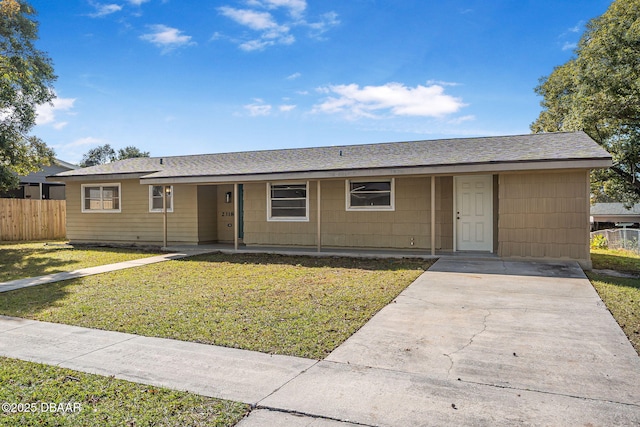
[[79, 144, 150, 167], [0, 0, 56, 191], [79, 144, 116, 167], [532, 0, 640, 204], [117, 145, 150, 161], [531, 0, 640, 205]]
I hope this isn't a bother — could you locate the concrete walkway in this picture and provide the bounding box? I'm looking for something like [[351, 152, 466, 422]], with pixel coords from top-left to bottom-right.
[[1, 258, 639, 425]]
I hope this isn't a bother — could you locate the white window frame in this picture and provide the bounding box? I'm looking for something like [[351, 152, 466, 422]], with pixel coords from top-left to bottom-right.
[[267, 181, 309, 222], [149, 185, 174, 213], [81, 183, 122, 213], [346, 178, 395, 211]]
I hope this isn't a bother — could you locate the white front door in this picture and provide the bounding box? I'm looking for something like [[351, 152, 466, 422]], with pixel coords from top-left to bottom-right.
[[455, 175, 493, 251]]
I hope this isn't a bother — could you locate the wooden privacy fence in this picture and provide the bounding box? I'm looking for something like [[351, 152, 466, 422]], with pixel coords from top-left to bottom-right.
[[0, 199, 66, 241]]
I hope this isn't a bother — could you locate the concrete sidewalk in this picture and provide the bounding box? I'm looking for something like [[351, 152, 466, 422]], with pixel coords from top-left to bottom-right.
[[0, 250, 214, 293], [0, 315, 316, 405], [1, 258, 639, 426]]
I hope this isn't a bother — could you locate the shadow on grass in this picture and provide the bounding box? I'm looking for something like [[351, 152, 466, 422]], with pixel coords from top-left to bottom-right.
[[591, 250, 640, 274], [0, 245, 160, 283], [174, 251, 432, 272], [0, 280, 74, 318], [587, 272, 640, 292], [0, 247, 82, 282]]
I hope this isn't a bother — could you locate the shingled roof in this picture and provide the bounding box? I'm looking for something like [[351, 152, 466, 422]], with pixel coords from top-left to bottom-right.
[[591, 203, 640, 216], [53, 131, 611, 183]]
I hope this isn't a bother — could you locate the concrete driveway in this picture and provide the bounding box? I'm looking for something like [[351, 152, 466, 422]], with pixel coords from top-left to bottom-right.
[[244, 258, 640, 426]]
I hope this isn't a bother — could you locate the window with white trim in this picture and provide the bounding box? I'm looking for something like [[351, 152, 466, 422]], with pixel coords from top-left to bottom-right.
[[346, 179, 395, 211], [267, 182, 309, 221], [149, 185, 173, 212], [81, 184, 121, 213]]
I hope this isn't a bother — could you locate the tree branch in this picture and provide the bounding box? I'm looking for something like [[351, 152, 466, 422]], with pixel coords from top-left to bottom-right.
[[611, 164, 640, 196]]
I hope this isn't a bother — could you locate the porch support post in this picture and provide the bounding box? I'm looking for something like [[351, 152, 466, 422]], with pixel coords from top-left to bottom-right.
[[163, 185, 168, 248], [431, 176, 436, 256], [234, 183, 239, 251], [317, 180, 321, 252]]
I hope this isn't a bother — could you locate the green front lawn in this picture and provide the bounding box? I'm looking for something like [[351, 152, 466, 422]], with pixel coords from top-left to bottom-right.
[[589, 249, 640, 355], [0, 242, 162, 282], [0, 357, 249, 427], [0, 253, 429, 359]]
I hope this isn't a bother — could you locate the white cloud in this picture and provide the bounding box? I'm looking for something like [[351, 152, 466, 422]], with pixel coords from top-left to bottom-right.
[[567, 21, 584, 33], [53, 122, 69, 130], [219, 1, 337, 50], [88, 2, 123, 18], [279, 104, 296, 112], [286, 72, 301, 80], [313, 82, 467, 119], [306, 11, 340, 39], [219, 7, 280, 31], [128, 0, 150, 5], [244, 100, 272, 116], [36, 97, 76, 127], [245, 0, 306, 18], [140, 25, 195, 53], [66, 137, 103, 148], [447, 115, 476, 125], [219, 6, 294, 50], [558, 21, 583, 51], [50, 137, 107, 164], [239, 39, 271, 51], [426, 80, 461, 87], [262, 0, 306, 18]]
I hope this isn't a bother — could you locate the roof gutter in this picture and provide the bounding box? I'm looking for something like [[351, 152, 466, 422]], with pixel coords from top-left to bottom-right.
[[46, 172, 154, 182]]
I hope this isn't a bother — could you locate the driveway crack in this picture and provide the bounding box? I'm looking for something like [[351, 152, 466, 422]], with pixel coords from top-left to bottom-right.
[[254, 406, 380, 427], [444, 309, 491, 377]]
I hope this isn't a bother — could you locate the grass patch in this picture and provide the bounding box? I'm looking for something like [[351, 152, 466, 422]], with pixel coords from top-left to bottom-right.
[[0, 242, 162, 282], [0, 253, 429, 359], [590, 248, 640, 273], [588, 248, 640, 355], [0, 357, 248, 427]]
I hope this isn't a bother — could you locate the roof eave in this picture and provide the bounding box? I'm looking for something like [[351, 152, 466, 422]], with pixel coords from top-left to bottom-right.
[[139, 158, 613, 185], [46, 172, 153, 182]]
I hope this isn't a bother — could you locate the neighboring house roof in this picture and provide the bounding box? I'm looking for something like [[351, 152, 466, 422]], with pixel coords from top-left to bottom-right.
[[590, 203, 640, 224], [51, 132, 612, 184], [21, 158, 78, 184], [591, 203, 640, 216]]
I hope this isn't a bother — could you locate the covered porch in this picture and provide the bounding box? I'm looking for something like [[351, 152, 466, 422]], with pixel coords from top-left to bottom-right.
[[167, 174, 498, 257]]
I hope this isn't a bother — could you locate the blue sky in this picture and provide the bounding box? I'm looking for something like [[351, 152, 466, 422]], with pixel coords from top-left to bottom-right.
[[30, 0, 612, 164]]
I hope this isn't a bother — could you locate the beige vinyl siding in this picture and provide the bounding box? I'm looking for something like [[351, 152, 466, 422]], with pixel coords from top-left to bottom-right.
[[497, 170, 590, 263], [66, 180, 199, 245], [243, 182, 317, 246], [243, 176, 453, 250]]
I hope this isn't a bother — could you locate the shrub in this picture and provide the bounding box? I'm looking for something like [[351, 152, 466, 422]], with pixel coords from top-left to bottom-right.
[[591, 234, 608, 250]]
